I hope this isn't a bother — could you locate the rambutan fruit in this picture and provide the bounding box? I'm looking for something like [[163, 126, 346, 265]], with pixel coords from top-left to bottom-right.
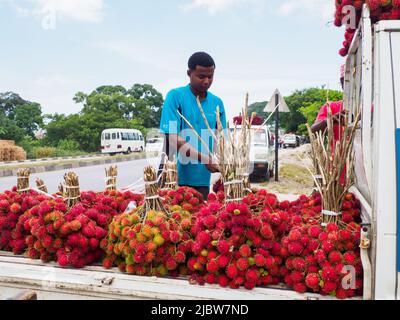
[[205, 273, 217, 285], [288, 229, 302, 242], [169, 231, 181, 244], [10, 203, 21, 214], [322, 241, 335, 253], [287, 242, 303, 255], [239, 244, 251, 258], [89, 238, 99, 249], [321, 266, 338, 282], [305, 273, 320, 290], [326, 223, 339, 233], [42, 235, 53, 248], [293, 282, 307, 293], [343, 251, 357, 265], [260, 224, 274, 239], [321, 281, 337, 294], [328, 251, 343, 264], [236, 257, 250, 271], [53, 238, 63, 249], [245, 268, 260, 283], [218, 275, 229, 287], [217, 255, 229, 268], [292, 257, 306, 271], [58, 255, 69, 267], [69, 220, 82, 232], [226, 263, 239, 279], [290, 271, 304, 283], [83, 225, 96, 238], [254, 254, 266, 267], [206, 259, 219, 273], [196, 231, 211, 246], [174, 251, 186, 264]]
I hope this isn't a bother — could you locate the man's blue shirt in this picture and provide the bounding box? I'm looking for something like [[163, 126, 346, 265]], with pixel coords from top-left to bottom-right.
[[159, 84, 227, 187]]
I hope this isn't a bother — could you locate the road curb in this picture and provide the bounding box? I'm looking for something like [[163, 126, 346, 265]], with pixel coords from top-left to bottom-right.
[[0, 153, 155, 178]]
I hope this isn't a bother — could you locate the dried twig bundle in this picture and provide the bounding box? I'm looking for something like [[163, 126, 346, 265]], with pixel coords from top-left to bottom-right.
[[35, 178, 48, 193], [140, 166, 168, 221], [63, 172, 81, 208], [17, 168, 30, 194], [308, 107, 361, 226], [105, 165, 118, 191], [164, 157, 178, 190], [215, 94, 252, 202]]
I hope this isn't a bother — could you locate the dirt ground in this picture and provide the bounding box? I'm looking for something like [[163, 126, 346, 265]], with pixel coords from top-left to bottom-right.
[[257, 144, 315, 196]]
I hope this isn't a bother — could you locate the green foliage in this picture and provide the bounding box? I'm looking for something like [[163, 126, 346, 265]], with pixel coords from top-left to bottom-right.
[[57, 139, 81, 151], [248, 88, 343, 135], [0, 92, 44, 139], [33, 146, 57, 158], [45, 84, 161, 152]]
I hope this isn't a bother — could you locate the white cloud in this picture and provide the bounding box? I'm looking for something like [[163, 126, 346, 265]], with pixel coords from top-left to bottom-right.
[[278, 0, 333, 20], [7, 0, 105, 23], [180, 0, 262, 15]]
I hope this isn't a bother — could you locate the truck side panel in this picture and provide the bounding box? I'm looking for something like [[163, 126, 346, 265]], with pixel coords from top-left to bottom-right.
[[373, 23, 400, 299]]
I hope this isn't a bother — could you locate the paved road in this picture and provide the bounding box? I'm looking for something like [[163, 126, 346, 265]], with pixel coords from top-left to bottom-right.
[[0, 157, 160, 194]]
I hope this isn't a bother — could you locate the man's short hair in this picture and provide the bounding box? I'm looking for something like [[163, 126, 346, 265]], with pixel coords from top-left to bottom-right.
[[188, 52, 215, 70]]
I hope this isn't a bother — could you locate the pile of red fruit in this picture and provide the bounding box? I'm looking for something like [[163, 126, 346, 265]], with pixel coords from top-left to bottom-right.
[[159, 186, 204, 214], [22, 198, 68, 262], [0, 189, 49, 252], [334, 0, 400, 57], [7, 189, 144, 267], [101, 208, 193, 277], [281, 222, 363, 299], [188, 199, 284, 289]]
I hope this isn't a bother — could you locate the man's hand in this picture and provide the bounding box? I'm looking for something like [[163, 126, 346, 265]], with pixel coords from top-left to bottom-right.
[[206, 163, 220, 173], [332, 110, 348, 124]]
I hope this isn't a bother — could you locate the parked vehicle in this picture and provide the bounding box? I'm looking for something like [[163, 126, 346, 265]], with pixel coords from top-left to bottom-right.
[[145, 137, 164, 155], [231, 125, 275, 182], [342, 5, 400, 299], [282, 134, 298, 148], [101, 129, 145, 155]]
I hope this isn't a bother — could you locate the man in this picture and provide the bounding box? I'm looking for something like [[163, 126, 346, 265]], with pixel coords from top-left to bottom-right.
[[311, 64, 347, 142], [159, 52, 227, 199], [311, 64, 347, 185]]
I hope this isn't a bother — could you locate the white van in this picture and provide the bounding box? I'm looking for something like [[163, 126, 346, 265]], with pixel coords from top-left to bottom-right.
[[101, 128, 145, 154], [231, 125, 275, 182]]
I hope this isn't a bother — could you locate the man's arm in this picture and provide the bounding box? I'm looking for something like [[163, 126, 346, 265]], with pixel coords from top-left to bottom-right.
[[166, 134, 219, 173], [311, 111, 347, 134], [311, 119, 328, 134]]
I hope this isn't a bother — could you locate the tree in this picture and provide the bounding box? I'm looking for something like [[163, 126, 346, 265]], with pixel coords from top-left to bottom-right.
[[14, 103, 44, 138], [0, 91, 44, 140], [248, 88, 343, 135], [0, 92, 28, 118]]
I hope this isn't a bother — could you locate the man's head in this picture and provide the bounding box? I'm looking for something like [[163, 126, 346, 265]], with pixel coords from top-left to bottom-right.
[[187, 52, 215, 94]]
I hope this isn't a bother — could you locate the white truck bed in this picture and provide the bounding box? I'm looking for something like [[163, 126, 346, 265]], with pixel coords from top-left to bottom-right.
[[0, 251, 339, 300]]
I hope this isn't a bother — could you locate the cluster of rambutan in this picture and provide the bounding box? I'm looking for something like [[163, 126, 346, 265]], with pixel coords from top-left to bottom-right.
[[100, 190, 144, 213], [101, 209, 193, 276], [281, 222, 363, 299], [0, 189, 48, 252], [159, 186, 204, 214], [334, 0, 400, 57], [53, 201, 109, 268], [188, 200, 284, 290], [20, 198, 68, 262]]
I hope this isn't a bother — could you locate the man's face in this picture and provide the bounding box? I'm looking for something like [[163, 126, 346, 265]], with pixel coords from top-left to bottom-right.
[[188, 65, 215, 93]]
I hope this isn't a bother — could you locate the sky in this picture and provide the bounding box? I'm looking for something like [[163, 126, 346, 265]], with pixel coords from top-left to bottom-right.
[[0, 0, 346, 122]]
